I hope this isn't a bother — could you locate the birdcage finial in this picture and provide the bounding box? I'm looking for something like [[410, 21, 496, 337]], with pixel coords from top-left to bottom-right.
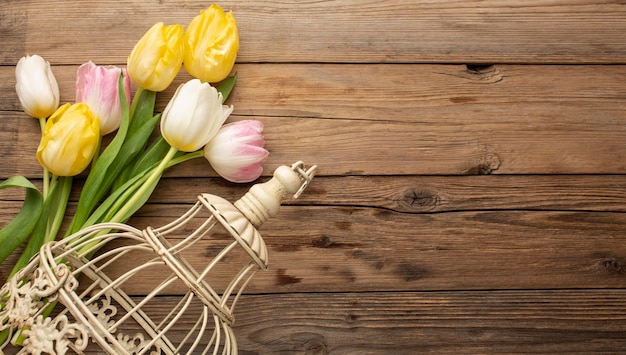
[[234, 161, 317, 228]]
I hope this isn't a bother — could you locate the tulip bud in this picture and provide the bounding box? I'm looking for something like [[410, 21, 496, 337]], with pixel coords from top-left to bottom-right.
[[36, 103, 100, 176], [160, 79, 233, 152], [204, 120, 269, 183], [15, 54, 60, 118], [75, 61, 131, 135], [127, 22, 185, 91], [184, 4, 239, 83]]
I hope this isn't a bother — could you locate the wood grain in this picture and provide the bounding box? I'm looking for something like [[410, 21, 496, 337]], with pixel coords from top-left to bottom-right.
[[119, 175, 626, 213], [80, 290, 626, 354], [6, 110, 626, 176], [2, 1, 626, 65], [230, 290, 626, 354], [2, 0, 626, 352], [2, 64, 626, 177], [4, 64, 626, 119], [89, 207, 626, 293], [6, 174, 626, 213], [3, 201, 626, 293]]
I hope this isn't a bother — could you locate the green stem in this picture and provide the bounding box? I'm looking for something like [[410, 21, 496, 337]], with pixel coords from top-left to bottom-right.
[[75, 146, 178, 258], [168, 150, 204, 168], [38, 117, 50, 198], [101, 172, 151, 225], [91, 136, 102, 166], [44, 176, 72, 244], [49, 174, 58, 195], [109, 146, 178, 224], [129, 87, 145, 119], [102, 150, 202, 222], [102, 150, 202, 223]]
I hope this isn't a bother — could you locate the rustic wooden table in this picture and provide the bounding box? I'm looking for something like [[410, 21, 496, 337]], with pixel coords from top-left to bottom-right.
[[2, 0, 626, 353]]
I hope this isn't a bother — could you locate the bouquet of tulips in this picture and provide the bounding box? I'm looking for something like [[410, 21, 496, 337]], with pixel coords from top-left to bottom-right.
[[0, 4, 269, 284]]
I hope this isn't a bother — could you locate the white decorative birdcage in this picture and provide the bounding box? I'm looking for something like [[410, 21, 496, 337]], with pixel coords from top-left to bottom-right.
[[0, 161, 316, 354]]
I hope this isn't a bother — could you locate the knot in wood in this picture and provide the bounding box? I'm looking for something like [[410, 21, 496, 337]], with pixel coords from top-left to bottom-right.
[[464, 64, 503, 83], [290, 332, 328, 355], [601, 256, 624, 274], [465, 152, 502, 175], [402, 189, 440, 211]]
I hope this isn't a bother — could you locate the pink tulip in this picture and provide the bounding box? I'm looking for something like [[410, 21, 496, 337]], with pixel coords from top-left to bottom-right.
[[76, 61, 131, 135], [204, 120, 269, 183]]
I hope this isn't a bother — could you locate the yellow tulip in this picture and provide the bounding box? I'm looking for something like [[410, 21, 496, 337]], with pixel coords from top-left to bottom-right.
[[36, 103, 100, 176], [127, 22, 185, 91], [184, 4, 239, 83]]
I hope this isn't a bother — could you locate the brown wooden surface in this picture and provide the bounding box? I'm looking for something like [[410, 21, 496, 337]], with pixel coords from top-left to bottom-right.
[[2, 0, 626, 353]]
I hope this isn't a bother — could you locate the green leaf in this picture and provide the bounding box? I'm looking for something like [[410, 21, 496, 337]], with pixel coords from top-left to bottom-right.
[[111, 113, 162, 191], [105, 170, 161, 224], [105, 146, 177, 227], [217, 73, 237, 103], [129, 136, 176, 178], [68, 83, 159, 236], [44, 176, 72, 244], [0, 175, 38, 191], [109, 112, 159, 187], [9, 192, 52, 277], [8, 176, 73, 277], [89, 89, 158, 218], [0, 177, 43, 265], [67, 76, 133, 235], [81, 167, 150, 228], [129, 87, 158, 133]]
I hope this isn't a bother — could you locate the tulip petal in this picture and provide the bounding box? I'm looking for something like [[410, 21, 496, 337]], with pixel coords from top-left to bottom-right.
[[36, 103, 100, 176], [161, 79, 232, 152], [128, 22, 184, 91], [204, 120, 269, 183], [76, 61, 130, 135], [184, 4, 239, 83], [15, 55, 60, 118]]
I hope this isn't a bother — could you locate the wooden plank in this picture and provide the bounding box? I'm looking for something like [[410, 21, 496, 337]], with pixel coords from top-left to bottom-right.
[[4, 173, 626, 284], [4, 173, 626, 270], [5, 64, 626, 120], [0, 1, 27, 65], [58, 290, 625, 353], [3, 203, 626, 293], [0, 113, 626, 178], [2, 1, 625, 353], [2, 1, 626, 65], [229, 290, 626, 354], [98, 207, 626, 294], [6, 110, 626, 176], [122, 175, 626, 213], [6, 174, 625, 213], [4, 112, 626, 176], [2, 64, 626, 177], [3, 62, 626, 118]]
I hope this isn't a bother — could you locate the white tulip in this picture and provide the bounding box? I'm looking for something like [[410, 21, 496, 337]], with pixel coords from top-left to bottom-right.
[[15, 54, 60, 118], [160, 79, 233, 152]]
